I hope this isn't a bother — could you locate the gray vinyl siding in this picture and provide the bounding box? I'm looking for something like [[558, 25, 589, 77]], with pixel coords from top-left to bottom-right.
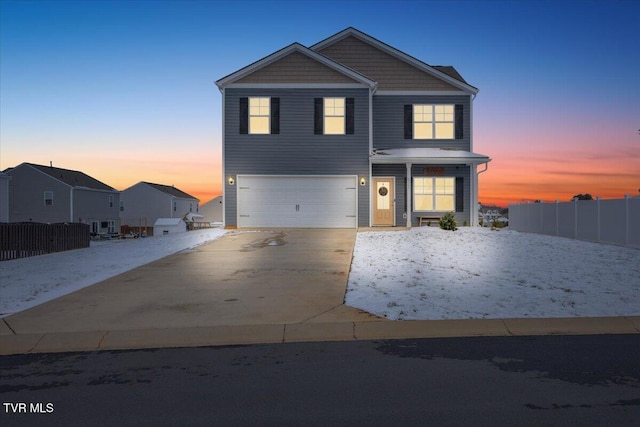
[[373, 164, 472, 226], [224, 88, 370, 227], [73, 188, 120, 229], [373, 95, 471, 151], [7, 166, 71, 223]]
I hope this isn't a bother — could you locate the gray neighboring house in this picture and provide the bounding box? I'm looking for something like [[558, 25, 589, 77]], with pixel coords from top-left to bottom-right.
[[0, 172, 11, 222], [216, 27, 491, 228], [119, 182, 199, 229], [4, 162, 120, 234], [199, 196, 223, 224]]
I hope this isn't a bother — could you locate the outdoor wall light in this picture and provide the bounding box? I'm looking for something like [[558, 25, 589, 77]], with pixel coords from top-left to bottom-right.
[[360, 177, 366, 186], [228, 176, 235, 186]]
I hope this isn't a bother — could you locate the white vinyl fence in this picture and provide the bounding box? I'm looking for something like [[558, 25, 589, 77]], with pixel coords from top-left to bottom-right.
[[509, 196, 640, 247]]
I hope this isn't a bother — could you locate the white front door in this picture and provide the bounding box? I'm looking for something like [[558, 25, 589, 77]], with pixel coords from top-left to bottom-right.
[[237, 175, 358, 228]]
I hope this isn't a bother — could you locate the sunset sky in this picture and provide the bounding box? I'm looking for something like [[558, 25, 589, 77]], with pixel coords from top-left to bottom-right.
[[1, 0, 638, 207]]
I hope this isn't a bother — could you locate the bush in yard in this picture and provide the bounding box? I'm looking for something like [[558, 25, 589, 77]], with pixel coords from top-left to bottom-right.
[[439, 212, 458, 231]]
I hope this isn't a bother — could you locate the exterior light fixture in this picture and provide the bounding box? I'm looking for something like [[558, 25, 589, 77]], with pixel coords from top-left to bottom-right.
[[228, 176, 235, 186], [360, 177, 366, 186]]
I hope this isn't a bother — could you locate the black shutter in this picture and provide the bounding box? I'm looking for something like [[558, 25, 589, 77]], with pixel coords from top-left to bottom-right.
[[455, 177, 464, 212], [239, 97, 248, 134], [455, 104, 463, 139], [314, 98, 323, 135], [270, 97, 280, 134], [404, 105, 413, 139], [346, 98, 354, 134]]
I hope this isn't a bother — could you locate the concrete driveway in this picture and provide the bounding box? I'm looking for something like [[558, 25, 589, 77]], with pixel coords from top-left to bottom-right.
[[3, 229, 380, 335]]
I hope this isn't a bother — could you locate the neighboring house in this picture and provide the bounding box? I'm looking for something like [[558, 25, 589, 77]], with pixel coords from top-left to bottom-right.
[[4, 162, 120, 234], [215, 27, 490, 228], [120, 182, 199, 229], [199, 196, 223, 224], [0, 172, 10, 222]]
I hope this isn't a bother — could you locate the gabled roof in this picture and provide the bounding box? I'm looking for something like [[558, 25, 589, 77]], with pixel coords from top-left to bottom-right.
[[142, 182, 198, 200], [311, 27, 478, 94], [215, 42, 377, 89], [11, 163, 116, 191]]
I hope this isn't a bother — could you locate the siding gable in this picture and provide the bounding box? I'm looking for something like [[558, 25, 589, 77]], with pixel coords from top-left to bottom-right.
[[235, 51, 360, 84], [317, 35, 461, 91]]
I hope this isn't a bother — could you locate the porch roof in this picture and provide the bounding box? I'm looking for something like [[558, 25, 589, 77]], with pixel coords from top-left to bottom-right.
[[371, 148, 491, 165]]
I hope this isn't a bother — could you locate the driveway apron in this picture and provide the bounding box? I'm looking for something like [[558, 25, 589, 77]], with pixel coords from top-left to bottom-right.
[[4, 229, 379, 334]]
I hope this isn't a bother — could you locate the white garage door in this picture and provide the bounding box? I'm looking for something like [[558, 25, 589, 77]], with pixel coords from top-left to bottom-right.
[[237, 175, 358, 228]]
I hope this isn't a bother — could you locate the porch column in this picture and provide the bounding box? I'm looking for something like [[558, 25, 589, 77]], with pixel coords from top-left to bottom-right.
[[470, 164, 477, 226], [406, 162, 412, 227]]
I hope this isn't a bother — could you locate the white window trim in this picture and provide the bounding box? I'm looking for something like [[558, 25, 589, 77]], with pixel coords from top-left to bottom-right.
[[324, 97, 345, 135], [413, 104, 454, 140], [413, 177, 456, 212], [249, 96, 270, 135]]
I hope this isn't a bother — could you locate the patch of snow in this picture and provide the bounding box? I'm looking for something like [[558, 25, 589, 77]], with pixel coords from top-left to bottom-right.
[[346, 227, 640, 320], [0, 228, 226, 317]]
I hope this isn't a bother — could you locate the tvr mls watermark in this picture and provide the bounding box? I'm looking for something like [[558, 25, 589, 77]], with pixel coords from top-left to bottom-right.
[[3, 402, 54, 414]]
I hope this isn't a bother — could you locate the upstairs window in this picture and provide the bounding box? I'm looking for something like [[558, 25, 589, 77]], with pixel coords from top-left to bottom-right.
[[109, 195, 114, 208], [249, 97, 270, 134], [44, 191, 53, 206], [314, 97, 354, 135], [239, 97, 279, 134], [324, 97, 345, 135], [120, 201, 125, 212], [405, 104, 463, 140]]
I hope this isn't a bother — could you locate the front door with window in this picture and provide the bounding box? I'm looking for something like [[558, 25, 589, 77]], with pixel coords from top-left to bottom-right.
[[373, 177, 395, 226]]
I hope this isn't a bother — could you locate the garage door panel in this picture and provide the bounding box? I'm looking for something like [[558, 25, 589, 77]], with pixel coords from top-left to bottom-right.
[[237, 175, 357, 228]]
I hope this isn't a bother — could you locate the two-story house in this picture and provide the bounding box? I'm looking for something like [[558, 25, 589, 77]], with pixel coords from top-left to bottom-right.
[[216, 27, 490, 228], [119, 181, 199, 230], [4, 162, 120, 234]]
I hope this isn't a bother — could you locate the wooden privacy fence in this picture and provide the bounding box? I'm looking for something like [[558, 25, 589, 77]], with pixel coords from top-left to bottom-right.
[[0, 222, 90, 261], [509, 196, 640, 247]]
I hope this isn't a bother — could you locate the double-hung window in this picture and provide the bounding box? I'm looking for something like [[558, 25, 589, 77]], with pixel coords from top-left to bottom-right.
[[414, 177, 455, 211], [239, 97, 279, 134], [109, 195, 114, 208], [314, 97, 354, 135], [405, 104, 461, 139], [414, 105, 454, 139], [249, 97, 270, 134], [44, 191, 53, 206], [324, 97, 345, 135]]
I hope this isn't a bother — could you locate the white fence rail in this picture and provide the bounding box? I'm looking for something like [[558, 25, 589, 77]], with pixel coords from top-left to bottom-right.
[[509, 196, 640, 247]]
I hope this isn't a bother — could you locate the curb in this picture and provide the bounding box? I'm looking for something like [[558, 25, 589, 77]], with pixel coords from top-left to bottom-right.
[[2, 316, 639, 356]]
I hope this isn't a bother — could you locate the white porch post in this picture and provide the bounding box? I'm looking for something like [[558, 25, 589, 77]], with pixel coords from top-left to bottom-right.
[[406, 162, 412, 228], [471, 164, 478, 226]]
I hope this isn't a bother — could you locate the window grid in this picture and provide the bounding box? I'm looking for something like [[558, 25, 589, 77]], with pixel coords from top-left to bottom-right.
[[414, 177, 455, 212], [414, 104, 454, 139], [324, 97, 345, 135], [249, 97, 270, 134]]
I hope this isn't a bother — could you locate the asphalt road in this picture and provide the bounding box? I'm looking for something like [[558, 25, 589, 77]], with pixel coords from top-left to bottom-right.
[[1, 335, 639, 426]]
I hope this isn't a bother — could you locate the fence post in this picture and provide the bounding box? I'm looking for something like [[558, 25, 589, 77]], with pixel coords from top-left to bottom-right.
[[574, 198, 578, 240], [625, 194, 630, 245], [596, 196, 601, 243], [555, 200, 559, 237]]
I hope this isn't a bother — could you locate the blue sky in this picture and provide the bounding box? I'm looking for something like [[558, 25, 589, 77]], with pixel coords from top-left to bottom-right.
[[1, 0, 639, 204]]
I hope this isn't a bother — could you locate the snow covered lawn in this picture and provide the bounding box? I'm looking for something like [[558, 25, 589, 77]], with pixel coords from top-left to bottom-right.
[[0, 228, 226, 317], [346, 227, 640, 320]]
